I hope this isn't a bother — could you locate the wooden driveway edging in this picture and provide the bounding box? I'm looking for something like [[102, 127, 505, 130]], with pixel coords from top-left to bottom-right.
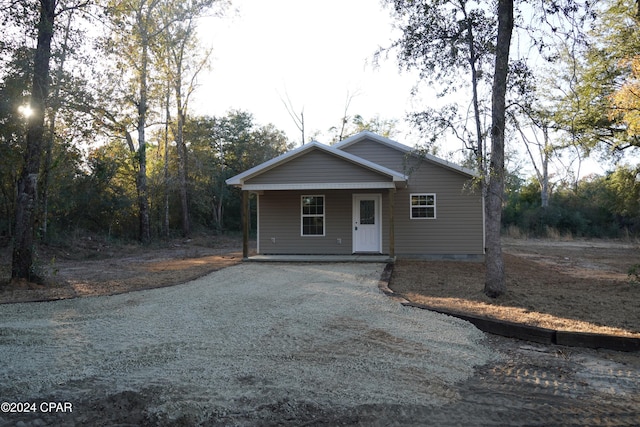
[[378, 262, 640, 352]]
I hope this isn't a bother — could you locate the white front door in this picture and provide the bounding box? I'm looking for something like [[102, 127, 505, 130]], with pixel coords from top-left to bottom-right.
[[353, 194, 381, 253]]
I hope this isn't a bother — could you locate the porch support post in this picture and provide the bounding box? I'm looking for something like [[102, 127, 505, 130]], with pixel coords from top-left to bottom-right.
[[388, 187, 395, 258], [242, 190, 249, 259]]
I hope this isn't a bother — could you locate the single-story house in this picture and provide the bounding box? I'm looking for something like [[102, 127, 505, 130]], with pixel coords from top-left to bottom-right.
[[226, 131, 484, 260]]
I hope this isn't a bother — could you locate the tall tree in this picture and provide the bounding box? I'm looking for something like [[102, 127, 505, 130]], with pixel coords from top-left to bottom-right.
[[161, 76, 171, 237], [383, 0, 496, 174], [385, 0, 508, 296], [0, 48, 33, 240], [100, 0, 168, 243], [2, 1, 90, 248], [155, 0, 218, 237], [483, 0, 513, 297], [551, 0, 639, 155], [386, 0, 592, 297], [11, 0, 57, 280], [41, 8, 75, 239], [187, 111, 291, 232], [510, 113, 552, 208], [132, 0, 154, 243], [483, 0, 591, 295]]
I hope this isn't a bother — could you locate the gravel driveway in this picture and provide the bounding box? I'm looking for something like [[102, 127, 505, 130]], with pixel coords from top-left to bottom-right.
[[0, 262, 495, 425], [2, 262, 639, 426]]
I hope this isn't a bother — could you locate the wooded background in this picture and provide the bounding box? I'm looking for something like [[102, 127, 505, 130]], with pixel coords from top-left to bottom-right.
[[2, 0, 640, 287]]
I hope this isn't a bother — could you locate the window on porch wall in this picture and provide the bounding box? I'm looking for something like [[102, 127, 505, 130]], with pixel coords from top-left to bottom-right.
[[301, 195, 324, 236]]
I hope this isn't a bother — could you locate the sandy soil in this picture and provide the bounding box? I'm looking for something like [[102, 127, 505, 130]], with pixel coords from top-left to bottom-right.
[[1, 236, 639, 425], [1, 262, 498, 426], [1, 235, 638, 338], [0, 235, 245, 303], [390, 237, 640, 337]]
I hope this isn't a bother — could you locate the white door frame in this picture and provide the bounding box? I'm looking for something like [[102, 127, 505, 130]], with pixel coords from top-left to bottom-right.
[[352, 193, 382, 253]]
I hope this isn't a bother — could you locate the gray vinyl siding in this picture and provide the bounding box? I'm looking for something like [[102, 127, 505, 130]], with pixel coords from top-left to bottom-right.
[[342, 137, 483, 256], [251, 137, 483, 257], [340, 140, 411, 174], [246, 149, 388, 185], [393, 162, 484, 256], [258, 190, 390, 255]]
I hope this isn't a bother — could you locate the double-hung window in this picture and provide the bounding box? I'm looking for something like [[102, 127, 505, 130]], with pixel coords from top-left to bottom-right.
[[301, 195, 324, 236], [410, 193, 436, 219]]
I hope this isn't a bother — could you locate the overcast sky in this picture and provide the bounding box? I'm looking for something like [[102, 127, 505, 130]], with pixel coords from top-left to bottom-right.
[[191, 0, 614, 177], [193, 0, 426, 146]]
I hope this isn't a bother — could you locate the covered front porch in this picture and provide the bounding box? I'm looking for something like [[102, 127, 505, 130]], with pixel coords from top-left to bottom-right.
[[238, 187, 401, 260], [225, 140, 408, 260]]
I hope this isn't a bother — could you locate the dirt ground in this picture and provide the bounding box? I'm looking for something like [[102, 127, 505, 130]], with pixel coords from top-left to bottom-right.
[[1, 235, 639, 426], [1, 235, 639, 338], [0, 234, 246, 303], [391, 237, 640, 338]]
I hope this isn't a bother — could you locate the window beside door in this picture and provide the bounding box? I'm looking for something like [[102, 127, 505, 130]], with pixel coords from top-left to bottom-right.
[[301, 195, 325, 235]]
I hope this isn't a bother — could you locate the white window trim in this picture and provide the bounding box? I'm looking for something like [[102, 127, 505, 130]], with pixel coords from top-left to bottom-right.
[[301, 195, 325, 236], [410, 193, 436, 219]]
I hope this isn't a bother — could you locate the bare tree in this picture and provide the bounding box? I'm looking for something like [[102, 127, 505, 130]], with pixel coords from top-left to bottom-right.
[[337, 89, 359, 142], [280, 90, 305, 145], [510, 111, 553, 208]]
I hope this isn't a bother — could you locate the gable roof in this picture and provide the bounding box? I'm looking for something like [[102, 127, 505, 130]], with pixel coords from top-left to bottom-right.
[[334, 131, 478, 177], [225, 140, 407, 190]]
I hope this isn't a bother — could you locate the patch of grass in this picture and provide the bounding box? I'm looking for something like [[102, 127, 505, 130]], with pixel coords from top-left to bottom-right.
[[628, 263, 640, 284], [505, 225, 525, 239]]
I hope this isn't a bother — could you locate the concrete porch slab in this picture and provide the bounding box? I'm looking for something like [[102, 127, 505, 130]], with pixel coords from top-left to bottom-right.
[[246, 254, 394, 263]]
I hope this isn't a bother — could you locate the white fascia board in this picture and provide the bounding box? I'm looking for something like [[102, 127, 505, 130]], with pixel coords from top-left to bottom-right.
[[242, 182, 397, 191], [225, 142, 321, 186], [334, 131, 478, 178], [226, 140, 407, 187]]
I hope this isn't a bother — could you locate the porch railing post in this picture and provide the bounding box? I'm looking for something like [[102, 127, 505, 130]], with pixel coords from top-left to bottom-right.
[[242, 190, 249, 259], [389, 187, 395, 258]]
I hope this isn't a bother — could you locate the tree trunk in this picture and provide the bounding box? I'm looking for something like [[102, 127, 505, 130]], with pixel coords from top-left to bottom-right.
[[213, 193, 223, 234], [541, 125, 550, 208], [461, 3, 485, 176], [163, 82, 170, 237], [175, 81, 190, 237], [42, 11, 73, 241], [12, 0, 56, 281], [137, 34, 151, 244], [42, 109, 54, 241], [484, 0, 513, 298]]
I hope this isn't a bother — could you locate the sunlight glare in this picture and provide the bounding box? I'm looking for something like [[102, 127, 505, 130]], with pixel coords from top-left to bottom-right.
[[18, 104, 33, 118]]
